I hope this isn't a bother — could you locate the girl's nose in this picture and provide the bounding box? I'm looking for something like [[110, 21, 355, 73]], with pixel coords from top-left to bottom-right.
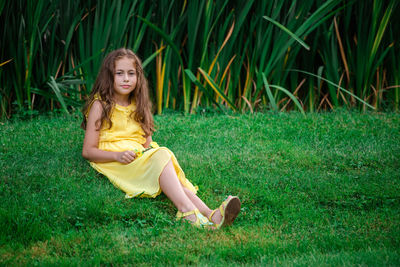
[[124, 73, 129, 81]]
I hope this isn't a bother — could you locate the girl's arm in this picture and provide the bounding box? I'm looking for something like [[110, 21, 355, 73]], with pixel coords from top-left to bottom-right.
[[143, 135, 152, 148], [82, 100, 136, 164]]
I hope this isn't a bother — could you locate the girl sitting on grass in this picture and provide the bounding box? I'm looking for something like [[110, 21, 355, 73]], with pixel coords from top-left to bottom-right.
[[81, 48, 241, 229]]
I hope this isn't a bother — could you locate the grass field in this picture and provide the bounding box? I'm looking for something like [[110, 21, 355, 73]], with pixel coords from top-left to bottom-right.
[[0, 111, 399, 265]]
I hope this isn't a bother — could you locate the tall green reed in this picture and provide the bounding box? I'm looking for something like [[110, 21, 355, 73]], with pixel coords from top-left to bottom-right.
[[0, 0, 399, 118], [389, 31, 400, 111], [1, 0, 54, 113], [342, 0, 397, 110]]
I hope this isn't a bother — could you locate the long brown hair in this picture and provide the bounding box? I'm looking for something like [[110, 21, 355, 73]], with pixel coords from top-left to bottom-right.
[[81, 48, 155, 136]]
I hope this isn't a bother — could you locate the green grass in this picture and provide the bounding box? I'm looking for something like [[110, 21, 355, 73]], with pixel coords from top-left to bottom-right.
[[0, 111, 399, 265]]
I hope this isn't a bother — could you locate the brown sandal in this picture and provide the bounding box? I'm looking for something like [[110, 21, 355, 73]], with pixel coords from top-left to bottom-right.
[[208, 196, 241, 229]]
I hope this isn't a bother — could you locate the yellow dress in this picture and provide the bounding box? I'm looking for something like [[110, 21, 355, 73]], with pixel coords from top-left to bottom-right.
[[88, 101, 198, 198]]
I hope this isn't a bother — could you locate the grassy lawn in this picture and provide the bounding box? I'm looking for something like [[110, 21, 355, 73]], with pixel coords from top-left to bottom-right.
[[0, 111, 399, 265]]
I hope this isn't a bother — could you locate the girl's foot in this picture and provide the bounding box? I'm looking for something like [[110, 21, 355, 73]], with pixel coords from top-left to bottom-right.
[[209, 196, 241, 228], [176, 208, 213, 228]]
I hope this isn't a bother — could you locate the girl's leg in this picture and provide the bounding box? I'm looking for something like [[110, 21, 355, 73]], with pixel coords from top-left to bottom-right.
[[182, 187, 228, 224], [182, 187, 213, 218], [159, 160, 197, 221], [159, 159, 238, 226]]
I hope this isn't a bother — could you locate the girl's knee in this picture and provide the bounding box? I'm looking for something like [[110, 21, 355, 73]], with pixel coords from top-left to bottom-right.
[[164, 159, 173, 169], [182, 186, 190, 193], [152, 148, 172, 166], [154, 147, 170, 158]]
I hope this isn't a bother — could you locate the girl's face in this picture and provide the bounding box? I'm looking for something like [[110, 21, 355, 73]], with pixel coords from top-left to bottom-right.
[[113, 56, 137, 99]]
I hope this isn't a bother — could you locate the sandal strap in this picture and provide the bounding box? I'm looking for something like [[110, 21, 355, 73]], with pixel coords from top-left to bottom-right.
[[208, 198, 229, 221], [176, 208, 213, 228], [219, 199, 229, 215], [209, 197, 236, 228], [208, 209, 218, 221], [176, 208, 198, 219]]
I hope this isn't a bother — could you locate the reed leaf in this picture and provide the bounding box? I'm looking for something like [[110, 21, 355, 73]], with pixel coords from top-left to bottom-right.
[[291, 69, 375, 110], [389, 29, 400, 111], [24, 0, 46, 109], [184, 69, 223, 110], [137, 14, 190, 113], [268, 84, 305, 115], [262, 15, 310, 50], [1, 0, 399, 117], [142, 45, 165, 69], [198, 68, 237, 111], [136, 16, 183, 72], [46, 76, 69, 114], [262, 73, 278, 112], [0, 59, 13, 67]]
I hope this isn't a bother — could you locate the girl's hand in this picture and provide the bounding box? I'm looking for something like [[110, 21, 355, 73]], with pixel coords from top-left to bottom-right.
[[116, 150, 136, 164]]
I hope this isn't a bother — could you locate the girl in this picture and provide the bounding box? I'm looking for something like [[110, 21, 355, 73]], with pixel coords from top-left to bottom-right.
[[81, 48, 241, 229]]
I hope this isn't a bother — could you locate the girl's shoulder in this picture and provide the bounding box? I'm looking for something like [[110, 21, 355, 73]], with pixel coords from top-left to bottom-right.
[[90, 99, 103, 110], [85, 95, 104, 119]]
